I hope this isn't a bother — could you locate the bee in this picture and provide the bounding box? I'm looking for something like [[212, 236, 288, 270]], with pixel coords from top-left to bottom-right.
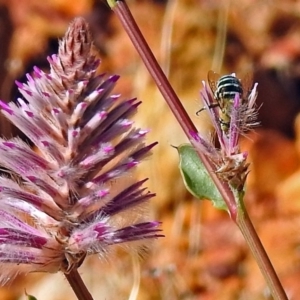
[[199, 71, 253, 134]]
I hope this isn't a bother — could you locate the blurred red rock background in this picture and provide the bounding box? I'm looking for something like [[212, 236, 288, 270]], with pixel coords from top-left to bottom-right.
[[1, 0, 300, 299]]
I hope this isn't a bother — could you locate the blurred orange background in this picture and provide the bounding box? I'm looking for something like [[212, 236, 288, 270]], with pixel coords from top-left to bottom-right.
[[1, 0, 300, 299]]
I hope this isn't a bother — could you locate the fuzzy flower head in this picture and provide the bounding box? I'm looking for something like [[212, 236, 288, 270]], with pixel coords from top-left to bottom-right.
[[196, 72, 258, 190], [0, 18, 162, 283]]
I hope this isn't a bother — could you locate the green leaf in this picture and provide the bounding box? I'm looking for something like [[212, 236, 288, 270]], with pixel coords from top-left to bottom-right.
[[177, 144, 227, 211], [26, 294, 38, 300]]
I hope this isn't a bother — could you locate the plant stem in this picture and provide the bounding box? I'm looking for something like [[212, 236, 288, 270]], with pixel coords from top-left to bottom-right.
[[109, 1, 289, 299], [237, 207, 288, 300], [65, 269, 94, 300], [111, 0, 238, 217]]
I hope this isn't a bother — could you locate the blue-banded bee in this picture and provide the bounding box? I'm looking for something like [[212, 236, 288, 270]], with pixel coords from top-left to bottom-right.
[[198, 71, 253, 134]]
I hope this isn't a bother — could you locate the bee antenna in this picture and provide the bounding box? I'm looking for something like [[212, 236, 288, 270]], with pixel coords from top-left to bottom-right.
[[196, 107, 206, 116]]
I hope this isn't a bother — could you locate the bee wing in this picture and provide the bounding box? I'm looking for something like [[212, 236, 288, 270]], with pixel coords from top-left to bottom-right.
[[241, 72, 253, 98], [207, 70, 220, 94]]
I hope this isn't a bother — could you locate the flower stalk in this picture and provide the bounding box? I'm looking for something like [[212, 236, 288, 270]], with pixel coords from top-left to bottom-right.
[[65, 269, 93, 300], [237, 206, 289, 300], [108, 1, 289, 299], [110, 0, 237, 216]]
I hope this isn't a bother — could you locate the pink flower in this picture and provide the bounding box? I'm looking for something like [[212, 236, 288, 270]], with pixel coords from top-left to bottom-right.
[[196, 73, 258, 190], [0, 18, 162, 283]]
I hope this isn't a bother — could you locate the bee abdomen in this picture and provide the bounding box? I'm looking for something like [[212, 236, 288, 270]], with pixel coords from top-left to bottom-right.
[[215, 75, 243, 100]]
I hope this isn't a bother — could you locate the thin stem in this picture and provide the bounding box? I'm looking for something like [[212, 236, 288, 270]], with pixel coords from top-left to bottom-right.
[[237, 208, 288, 300], [65, 269, 94, 300], [109, 2, 289, 299], [211, 1, 229, 72], [112, 0, 237, 217]]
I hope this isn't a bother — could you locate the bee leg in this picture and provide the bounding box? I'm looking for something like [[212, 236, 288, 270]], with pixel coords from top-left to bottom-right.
[[196, 103, 219, 116]]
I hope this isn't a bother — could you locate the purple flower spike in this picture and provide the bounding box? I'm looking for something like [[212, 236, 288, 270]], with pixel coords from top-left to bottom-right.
[[0, 18, 162, 283]]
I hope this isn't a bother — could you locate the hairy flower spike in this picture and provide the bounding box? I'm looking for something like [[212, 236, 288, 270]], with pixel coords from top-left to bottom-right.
[[197, 73, 258, 190], [0, 17, 162, 283]]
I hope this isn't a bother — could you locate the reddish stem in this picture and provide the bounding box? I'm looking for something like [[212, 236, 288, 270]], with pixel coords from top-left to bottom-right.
[[110, 2, 289, 299], [113, 0, 237, 218], [65, 269, 94, 300], [237, 208, 288, 300]]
